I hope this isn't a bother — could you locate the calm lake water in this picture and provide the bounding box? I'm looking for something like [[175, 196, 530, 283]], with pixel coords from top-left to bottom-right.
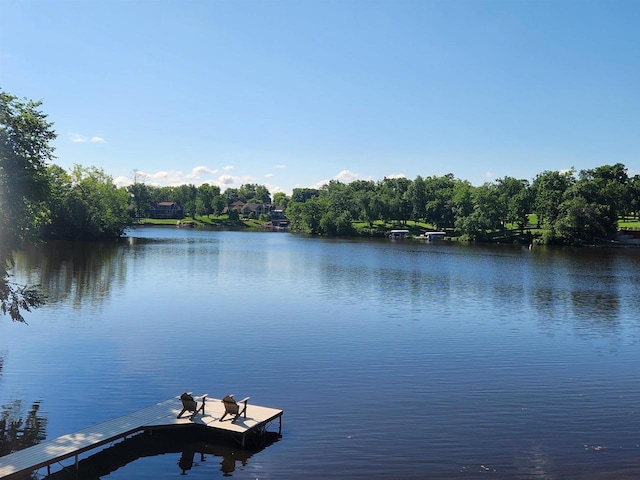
[[2, 226, 640, 479]]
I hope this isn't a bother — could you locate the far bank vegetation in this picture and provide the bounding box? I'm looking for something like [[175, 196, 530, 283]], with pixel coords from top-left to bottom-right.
[[132, 165, 640, 247]]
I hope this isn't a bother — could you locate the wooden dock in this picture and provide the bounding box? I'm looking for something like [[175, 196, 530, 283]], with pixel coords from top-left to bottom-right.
[[0, 394, 282, 479]]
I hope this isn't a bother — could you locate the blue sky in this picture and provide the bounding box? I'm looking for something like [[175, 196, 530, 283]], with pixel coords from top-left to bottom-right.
[[2, 0, 638, 195]]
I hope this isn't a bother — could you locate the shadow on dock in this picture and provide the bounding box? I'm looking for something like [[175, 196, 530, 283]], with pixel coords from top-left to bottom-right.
[[41, 427, 281, 479]]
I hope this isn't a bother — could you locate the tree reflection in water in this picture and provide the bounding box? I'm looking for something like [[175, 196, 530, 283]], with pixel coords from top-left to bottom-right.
[[0, 399, 48, 458], [0, 353, 48, 479], [42, 428, 280, 479], [12, 240, 126, 309]]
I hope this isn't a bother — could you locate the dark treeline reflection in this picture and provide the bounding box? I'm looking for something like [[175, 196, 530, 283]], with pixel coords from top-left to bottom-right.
[[11, 235, 640, 334], [0, 354, 48, 461], [0, 401, 47, 461], [42, 429, 280, 479], [525, 246, 640, 341], [12, 240, 128, 309]]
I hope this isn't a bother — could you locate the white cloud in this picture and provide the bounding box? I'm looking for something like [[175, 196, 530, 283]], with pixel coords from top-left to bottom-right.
[[265, 173, 274, 178], [147, 170, 186, 186], [110, 168, 257, 190], [223, 165, 234, 171], [187, 166, 218, 179], [334, 169, 363, 183], [385, 173, 406, 179], [314, 169, 374, 189], [195, 166, 218, 175], [218, 174, 235, 185], [151, 170, 171, 180], [274, 164, 287, 169], [114, 176, 132, 187], [69, 133, 106, 143], [214, 174, 254, 188], [485, 171, 494, 179]]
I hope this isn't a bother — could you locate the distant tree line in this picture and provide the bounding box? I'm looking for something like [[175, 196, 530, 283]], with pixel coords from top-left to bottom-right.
[[127, 179, 280, 219], [284, 166, 640, 245]]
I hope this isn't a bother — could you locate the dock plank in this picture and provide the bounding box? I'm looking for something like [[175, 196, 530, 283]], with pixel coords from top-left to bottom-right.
[[0, 395, 282, 479]]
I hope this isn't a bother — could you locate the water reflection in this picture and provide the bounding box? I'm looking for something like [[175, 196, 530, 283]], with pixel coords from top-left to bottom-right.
[[0, 398, 48, 459], [178, 449, 199, 475], [1, 352, 48, 460], [4, 230, 640, 479], [521, 246, 638, 335], [571, 290, 620, 324], [41, 429, 279, 479], [12, 240, 127, 309]]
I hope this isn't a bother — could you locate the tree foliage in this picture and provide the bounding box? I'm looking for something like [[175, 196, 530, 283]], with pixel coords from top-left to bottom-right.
[[285, 165, 636, 245], [237, 183, 271, 204], [629, 175, 640, 218], [1, 91, 56, 322], [495, 176, 531, 232], [43, 165, 130, 240], [531, 170, 574, 230], [424, 174, 456, 229], [272, 191, 289, 209], [127, 178, 152, 219]]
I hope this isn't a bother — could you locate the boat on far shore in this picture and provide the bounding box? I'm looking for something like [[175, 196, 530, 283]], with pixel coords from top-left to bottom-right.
[[421, 231, 446, 241], [177, 220, 196, 228], [389, 229, 410, 239]]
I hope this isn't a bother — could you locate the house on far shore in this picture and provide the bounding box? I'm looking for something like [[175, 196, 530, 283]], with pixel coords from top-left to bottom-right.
[[221, 201, 290, 228], [244, 203, 272, 217], [223, 201, 272, 218], [270, 209, 290, 228], [149, 201, 185, 219], [223, 201, 246, 214]]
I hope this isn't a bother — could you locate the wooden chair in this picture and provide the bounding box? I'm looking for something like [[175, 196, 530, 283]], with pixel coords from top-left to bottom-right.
[[177, 392, 206, 420], [219, 394, 250, 422]]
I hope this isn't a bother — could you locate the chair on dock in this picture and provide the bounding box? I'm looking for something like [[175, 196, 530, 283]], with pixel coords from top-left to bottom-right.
[[219, 394, 250, 422], [177, 392, 206, 420]]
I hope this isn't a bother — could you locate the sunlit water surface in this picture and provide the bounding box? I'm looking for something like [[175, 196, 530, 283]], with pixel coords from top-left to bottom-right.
[[2, 227, 640, 479]]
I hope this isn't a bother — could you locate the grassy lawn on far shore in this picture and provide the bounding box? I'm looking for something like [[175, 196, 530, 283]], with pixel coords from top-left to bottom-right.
[[619, 218, 640, 229], [136, 215, 640, 238], [137, 215, 263, 228]]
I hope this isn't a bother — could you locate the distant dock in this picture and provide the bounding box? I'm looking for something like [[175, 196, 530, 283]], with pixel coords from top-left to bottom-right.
[[0, 395, 283, 479]]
